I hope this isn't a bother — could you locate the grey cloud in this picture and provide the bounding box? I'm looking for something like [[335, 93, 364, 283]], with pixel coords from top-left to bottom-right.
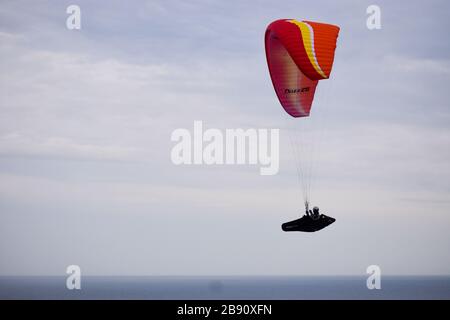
[[0, 0, 449, 276]]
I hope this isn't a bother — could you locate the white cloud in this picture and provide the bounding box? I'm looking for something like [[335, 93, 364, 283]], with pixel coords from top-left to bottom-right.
[[385, 55, 450, 75], [0, 133, 139, 160]]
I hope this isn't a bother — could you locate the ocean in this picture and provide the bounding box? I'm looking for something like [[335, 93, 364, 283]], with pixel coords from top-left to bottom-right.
[[0, 276, 449, 300]]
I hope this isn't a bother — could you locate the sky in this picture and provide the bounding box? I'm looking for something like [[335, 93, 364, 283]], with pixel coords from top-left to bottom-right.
[[0, 0, 449, 276]]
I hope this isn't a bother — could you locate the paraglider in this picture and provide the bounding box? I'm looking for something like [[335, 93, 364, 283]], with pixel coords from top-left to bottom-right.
[[264, 19, 340, 232]]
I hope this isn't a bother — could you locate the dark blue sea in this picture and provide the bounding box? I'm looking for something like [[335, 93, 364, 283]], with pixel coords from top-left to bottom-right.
[[0, 276, 449, 300]]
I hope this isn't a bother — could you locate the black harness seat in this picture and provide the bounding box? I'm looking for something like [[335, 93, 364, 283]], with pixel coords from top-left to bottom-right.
[[282, 214, 336, 232]]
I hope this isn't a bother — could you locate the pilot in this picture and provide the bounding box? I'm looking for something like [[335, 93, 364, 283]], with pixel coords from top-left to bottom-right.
[[311, 206, 320, 220]]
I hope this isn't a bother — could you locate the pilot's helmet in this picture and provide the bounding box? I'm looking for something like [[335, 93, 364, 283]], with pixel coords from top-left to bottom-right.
[[313, 206, 320, 214]]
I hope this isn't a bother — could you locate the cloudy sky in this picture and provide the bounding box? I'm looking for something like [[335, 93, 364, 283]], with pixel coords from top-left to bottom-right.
[[0, 0, 449, 276]]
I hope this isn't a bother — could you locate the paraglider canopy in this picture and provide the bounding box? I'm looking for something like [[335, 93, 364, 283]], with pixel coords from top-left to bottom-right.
[[265, 19, 339, 117]]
